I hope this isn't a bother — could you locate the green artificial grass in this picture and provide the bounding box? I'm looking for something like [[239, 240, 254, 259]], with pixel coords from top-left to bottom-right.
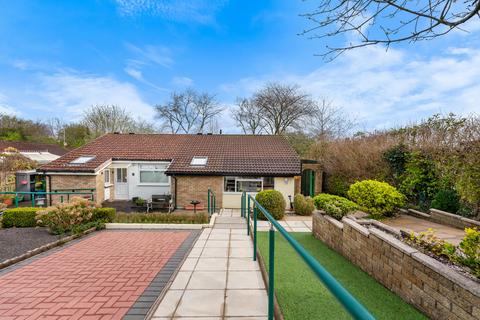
[[257, 232, 427, 320]]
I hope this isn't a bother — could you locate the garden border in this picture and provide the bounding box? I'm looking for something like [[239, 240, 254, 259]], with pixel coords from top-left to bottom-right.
[[312, 211, 480, 320], [105, 213, 218, 230], [0, 227, 97, 270]]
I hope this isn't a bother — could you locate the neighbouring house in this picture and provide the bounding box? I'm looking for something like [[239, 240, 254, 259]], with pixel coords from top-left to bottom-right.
[[1, 141, 68, 193], [37, 133, 319, 209], [0, 141, 68, 164]]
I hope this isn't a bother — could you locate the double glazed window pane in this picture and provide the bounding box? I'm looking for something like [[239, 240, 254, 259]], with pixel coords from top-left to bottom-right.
[[116, 168, 127, 183], [236, 180, 262, 192], [140, 170, 168, 183]]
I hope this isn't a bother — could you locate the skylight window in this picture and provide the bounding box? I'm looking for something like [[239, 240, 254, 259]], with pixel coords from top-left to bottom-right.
[[190, 156, 208, 166], [70, 156, 95, 165]]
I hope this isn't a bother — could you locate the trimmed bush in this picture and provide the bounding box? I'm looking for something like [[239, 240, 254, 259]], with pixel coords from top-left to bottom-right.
[[293, 194, 315, 216], [255, 190, 286, 220], [92, 207, 116, 222], [2, 207, 42, 228], [313, 194, 358, 220], [347, 180, 405, 218], [431, 189, 460, 213], [114, 212, 208, 224], [36, 197, 94, 234]]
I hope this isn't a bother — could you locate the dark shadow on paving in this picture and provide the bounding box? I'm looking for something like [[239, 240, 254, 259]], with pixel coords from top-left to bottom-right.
[[0, 228, 61, 261]]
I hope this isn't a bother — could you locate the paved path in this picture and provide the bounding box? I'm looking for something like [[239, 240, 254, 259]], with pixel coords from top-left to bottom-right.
[[0, 230, 195, 320], [383, 214, 465, 245], [152, 209, 268, 319]]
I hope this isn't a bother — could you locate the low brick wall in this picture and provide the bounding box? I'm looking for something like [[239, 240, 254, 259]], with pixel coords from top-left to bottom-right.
[[312, 212, 480, 320], [406, 208, 480, 230]]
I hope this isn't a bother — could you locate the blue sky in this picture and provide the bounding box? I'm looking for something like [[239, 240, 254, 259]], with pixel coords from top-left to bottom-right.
[[0, 0, 479, 132]]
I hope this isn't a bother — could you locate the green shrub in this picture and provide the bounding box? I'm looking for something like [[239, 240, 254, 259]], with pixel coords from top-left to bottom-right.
[[313, 194, 359, 220], [458, 228, 480, 277], [255, 190, 286, 220], [114, 212, 209, 224], [325, 175, 350, 197], [36, 197, 94, 234], [347, 180, 405, 218], [431, 189, 460, 213], [293, 194, 315, 216], [2, 207, 42, 228], [92, 207, 116, 222], [399, 152, 438, 208]]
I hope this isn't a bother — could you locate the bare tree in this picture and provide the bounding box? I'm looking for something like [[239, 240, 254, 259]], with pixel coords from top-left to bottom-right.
[[308, 99, 357, 140], [232, 98, 265, 134], [82, 105, 156, 137], [253, 83, 315, 135], [300, 0, 480, 59], [155, 89, 224, 134]]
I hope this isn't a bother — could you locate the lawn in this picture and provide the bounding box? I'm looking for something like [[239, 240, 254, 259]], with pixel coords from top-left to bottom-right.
[[257, 232, 426, 320]]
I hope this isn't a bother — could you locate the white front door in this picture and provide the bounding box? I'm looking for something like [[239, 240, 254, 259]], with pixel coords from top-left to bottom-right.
[[115, 168, 129, 199]]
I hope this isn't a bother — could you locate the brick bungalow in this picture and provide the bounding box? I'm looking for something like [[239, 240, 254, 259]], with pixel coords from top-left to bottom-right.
[[37, 133, 317, 209]]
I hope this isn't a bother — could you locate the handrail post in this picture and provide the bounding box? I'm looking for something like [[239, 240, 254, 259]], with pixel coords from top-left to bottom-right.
[[213, 193, 216, 213], [247, 196, 251, 236], [14, 193, 19, 208], [207, 188, 211, 215], [253, 204, 257, 261], [268, 225, 275, 320], [31, 193, 35, 207], [241, 192, 244, 218]]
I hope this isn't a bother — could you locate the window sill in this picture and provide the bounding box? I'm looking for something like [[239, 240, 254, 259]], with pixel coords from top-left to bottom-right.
[[224, 191, 260, 195], [137, 183, 170, 186]]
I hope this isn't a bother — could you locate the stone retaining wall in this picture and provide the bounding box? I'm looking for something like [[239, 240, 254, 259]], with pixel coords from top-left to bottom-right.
[[312, 212, 480, 320], [405, 208, 480, 230]]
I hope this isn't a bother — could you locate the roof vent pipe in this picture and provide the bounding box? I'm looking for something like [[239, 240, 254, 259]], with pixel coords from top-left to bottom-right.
[[219, 129, 222, 134]]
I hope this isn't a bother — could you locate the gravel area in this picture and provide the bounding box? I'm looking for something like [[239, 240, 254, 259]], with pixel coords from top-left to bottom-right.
[[0, 228, 61, 262]]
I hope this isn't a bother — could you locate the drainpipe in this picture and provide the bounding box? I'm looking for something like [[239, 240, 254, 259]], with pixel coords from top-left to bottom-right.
[[173, 176, 178, 209]]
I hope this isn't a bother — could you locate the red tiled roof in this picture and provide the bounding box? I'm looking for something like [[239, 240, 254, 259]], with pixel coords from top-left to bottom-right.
[[38, 133, 301, 176], [0, 140, 68, 156]]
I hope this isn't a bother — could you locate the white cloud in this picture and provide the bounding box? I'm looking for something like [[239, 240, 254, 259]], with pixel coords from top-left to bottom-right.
[[126, 43, 173, 68], [37, 70, 155, 121], [220, 45, 480, 130], [124, 66, 143, 81], [171, 76, 194, 87], [114, 0, 227, 24]]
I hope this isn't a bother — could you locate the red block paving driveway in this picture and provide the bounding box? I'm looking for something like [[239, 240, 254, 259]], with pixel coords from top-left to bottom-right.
[[0, 230, 190, 320]]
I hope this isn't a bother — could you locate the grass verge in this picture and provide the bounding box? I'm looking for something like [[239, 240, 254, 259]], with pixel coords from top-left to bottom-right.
[[114, 212, 209, 224], [257, 232, 426, 320]]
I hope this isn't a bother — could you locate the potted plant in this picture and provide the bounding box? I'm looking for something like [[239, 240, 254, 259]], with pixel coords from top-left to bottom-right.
[[135, 197, 146, 207], [1, 194, 15, 206]]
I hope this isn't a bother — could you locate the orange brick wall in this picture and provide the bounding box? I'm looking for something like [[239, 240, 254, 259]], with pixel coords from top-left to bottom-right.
[[174, 176, 223, 209], [47, 174, 102, 205]]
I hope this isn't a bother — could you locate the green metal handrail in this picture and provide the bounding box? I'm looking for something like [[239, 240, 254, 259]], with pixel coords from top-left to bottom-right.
[[207, 188, 217, 215], [245, 192, 375, 320], [0, 191, 95, 208]]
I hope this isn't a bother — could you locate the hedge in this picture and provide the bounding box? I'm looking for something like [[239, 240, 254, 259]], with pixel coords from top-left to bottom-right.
[[92, 207, 116, 222], [2, 208, 43, 228]]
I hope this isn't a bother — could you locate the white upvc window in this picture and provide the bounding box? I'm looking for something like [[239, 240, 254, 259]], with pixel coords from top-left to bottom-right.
[[139, 164, 169, 184], [104, 169, 110, 184], [224, 177, 274, 193]]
